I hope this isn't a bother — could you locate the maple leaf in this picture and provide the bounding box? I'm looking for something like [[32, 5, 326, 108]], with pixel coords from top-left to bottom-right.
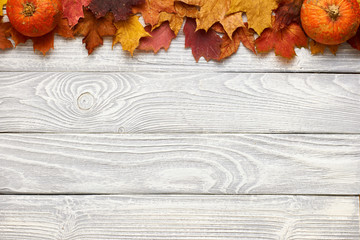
[[0, 0, 6, 16], [275, 0, 303, 30], [74, 10, 116, 54], [179, 0, 205, 6], [133, 0, 176, 26], [183, 18, 222, 62], [0, 17, 13, 50], [138, 21, 175, 53], [88, 0, 145, 22], [196, 0, 230, 32], [9, 18, 73, 55], [152, 12, 183, 35], [255, 17, 307, 59], [309, 40, 338, 55], [218, 23, 255, 60], [62, 0, 91, 27], [228, 0, 279, 35], [348, 28, 360, 51], [113, 15, 150, 56], [174, 1, 198, 18], [220, 12, 244, 40]]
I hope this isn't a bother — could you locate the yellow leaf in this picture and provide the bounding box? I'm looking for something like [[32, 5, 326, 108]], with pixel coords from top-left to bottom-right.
[[179, 0, 205, 6], [220, 12, 244, 39], [113, 15, 151, 56], [0, 0, 7, 16], [228, 0, 278, 35], [152, 12, 183, 35], [196, 0, 231, 32]]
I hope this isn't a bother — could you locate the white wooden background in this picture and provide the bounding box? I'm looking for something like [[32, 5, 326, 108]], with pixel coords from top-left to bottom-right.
[[0, 34, 359, 239]]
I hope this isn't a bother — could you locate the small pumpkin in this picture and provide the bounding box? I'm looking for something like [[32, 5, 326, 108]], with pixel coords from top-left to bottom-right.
[[6, 0, 62, 37], [301, 0, 360, 45]]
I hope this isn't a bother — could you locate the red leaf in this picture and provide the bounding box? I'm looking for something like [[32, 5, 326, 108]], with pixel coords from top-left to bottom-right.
[[183, 18, 222, 62], [61, 0, 91, 27], [348, 27, 360, 51], [256, 18, 307, 59], [88, 0, 145, 22], [275, 0, 303, 30], [138, 22, 176, 53], [0, 17, 13, 50]]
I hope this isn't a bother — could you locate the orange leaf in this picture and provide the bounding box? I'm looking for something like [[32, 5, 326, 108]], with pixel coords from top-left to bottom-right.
[[309, 40, 338, 55], [220, 12, 244, 39], [152, 12, 183, 35], [196, 0, 231, 32], [174, 2, 198, 18], [0, 17, 13, 50], [74, 10, 116, 54], [61, 0, 91, 27], [32, 31, 55, 55], [256, 17, 307, 59]]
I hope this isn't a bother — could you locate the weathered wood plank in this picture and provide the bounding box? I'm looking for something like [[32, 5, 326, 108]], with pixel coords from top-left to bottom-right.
[[1, 35, 360, 72], [0, 134, 359, 194], [0, 72, 359, 133], [0, 195, 359, 240]]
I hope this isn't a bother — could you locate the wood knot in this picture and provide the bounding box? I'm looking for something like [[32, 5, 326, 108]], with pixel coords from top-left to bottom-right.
[[77, 92, 95, 110]]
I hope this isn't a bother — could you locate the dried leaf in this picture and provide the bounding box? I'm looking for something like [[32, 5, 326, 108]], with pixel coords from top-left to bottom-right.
[[348, 28, 360, 51], [0, 17, 13, 50], [220, 12, 244, 39], [0, 0, 6, 16], [174, 2, 198, 18], [228, 0, 278, 35], [88, 0, 145, 21], [113, 15, 150, 55], [275, 0, 303, 30], [196, 0, 231, 32], [74, 10, 116, 54], [309, 40, 338, 55], [61, 0, 91, 27], [152, 12, 183, 35], [183, 18, 222, 62], [138, 21, 176, 53]]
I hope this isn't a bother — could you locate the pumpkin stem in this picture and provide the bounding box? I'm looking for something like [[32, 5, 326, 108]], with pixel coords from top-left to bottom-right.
[[22, 3, 36, 17], [327, 5, 340, 21]]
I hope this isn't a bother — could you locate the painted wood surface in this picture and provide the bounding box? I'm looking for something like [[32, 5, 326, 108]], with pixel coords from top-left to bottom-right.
[[0, 72, 359, 133], [0, 36, 360, 72], [0, 195, 359, 240], [1, 133, 359, 194]]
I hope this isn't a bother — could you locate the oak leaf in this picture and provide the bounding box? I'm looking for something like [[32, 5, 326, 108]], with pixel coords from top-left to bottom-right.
[[255, 17, 307, 59], [0, 17, 13, 50], [9, 18, 73, 55], [152, 12, 183, 35], [62, 0, 91, 27], [196, 0, 231, 32], [183, 18, 222, 62], [113, 15, 150, 55], [0, 0, 6, 16], [138, 22, 175, 53], [88, 0, 145, 22], [218, 23, 255, 60], [309, 40, 338, 55], [74, 10, 116, 54], [228, 0, 278, 35]]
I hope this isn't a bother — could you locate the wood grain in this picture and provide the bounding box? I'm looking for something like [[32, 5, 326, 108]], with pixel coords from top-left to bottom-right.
[[0, 195, 359, 240], [0, 72, 359, 133], [0, 134, 359, 194], [1, 35, 360, 72]]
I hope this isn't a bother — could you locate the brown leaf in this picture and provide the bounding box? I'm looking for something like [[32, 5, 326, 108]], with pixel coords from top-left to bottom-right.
[[0, 17, 13, 50]]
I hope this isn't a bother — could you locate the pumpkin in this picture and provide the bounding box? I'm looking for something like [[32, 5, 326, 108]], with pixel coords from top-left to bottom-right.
[[6, 0, 62, 37], [301, 0, 360, 45]]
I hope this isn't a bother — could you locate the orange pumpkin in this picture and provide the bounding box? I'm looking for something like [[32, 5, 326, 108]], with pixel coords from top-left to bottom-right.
[[301, 0, 360, 45], [6, 0, 62, 37]]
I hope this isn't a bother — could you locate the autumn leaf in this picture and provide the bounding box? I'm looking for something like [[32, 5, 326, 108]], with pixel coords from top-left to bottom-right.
[[196, 0, 230, 32], [220, 12, 244, 39], [174, 1, 198, 18], [0, 0, 6, 16], [275, 0, 303, 30], [218, 23, 255, 60], [309, 40, 338, 55], [88, 0, 145, 22], [74, 10, 116, 54], [138, 21, 175, 53], [228, 0, 279, 35], [152, 12, 183, 35], [0, 17, 12, 50], [113, 15, 150, 55], [255, 17, 307, 59], [348, 28, 360, 51], [62, 0, 91, 27], [9, 18, 73, 55], [179, 0, 205, 6], [183, 18, 222, 62]]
